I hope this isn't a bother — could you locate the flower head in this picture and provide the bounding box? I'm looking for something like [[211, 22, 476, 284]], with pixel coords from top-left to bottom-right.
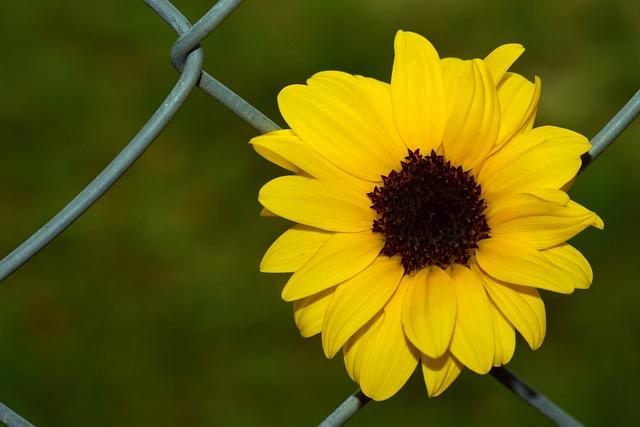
[[252, 31, 603, 400]]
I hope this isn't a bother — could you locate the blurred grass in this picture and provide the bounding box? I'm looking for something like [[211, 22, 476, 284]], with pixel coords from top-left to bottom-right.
[[0, 0, 638, 425]]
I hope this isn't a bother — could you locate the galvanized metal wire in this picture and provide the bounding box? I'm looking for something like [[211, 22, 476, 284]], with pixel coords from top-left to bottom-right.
[[580, 89, 640, 172], [319, 390, 371, 427], [0, 0, 276, 283], [0, 1, 638, 426], [0, 402, 34, 427], [490, 367, 584, 427]]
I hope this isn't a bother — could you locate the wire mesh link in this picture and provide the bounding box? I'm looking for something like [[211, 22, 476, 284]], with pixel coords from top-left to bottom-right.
[[0, 17, 205, 283], [0, 0, 638, 426], [0, 0, 276, 283], [152, 0, 280, 132]]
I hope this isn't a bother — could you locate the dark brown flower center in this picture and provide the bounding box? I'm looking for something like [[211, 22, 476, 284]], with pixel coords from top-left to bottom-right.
[[368, 149, 490, 274]]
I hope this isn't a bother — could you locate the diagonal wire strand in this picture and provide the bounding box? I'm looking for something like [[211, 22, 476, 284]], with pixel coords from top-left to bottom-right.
[[317, 87, 640, 427], [0, 401, 34, 427], [318, 390, 370, 427], [490, 367, 583, 427], [580, 88, 640, 172]]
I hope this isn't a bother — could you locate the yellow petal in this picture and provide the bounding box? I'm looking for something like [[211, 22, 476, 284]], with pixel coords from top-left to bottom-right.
[[250, 129, 373, 193], [484, 43, 525, 84], [259, 176, 373, 232], [251, 129, 302, 173], [476, 237, 574, 294], [402, 267, 456, 358], [308, 72, 408, 167], [260, 225, 332, 273], [479, 126, 590, 200], [486, 188, 570, 223], [293, 288, 335, 338], [343, 312, 375, 383], [489, 194, 604, 250], [342, 279, 420, 400], [442, 59, 500, 171], [441, 57, 466, 118], [542, 244, 593, 290], [421, 352, 463, 397], [323, 256, 404, 358], [493, 73, 541, 152], [391, 30, 446, 152], [354, 75, 408, 157], [523, 94, 539, 131], [278, 71, 405, 181], [489, 300, 516, 366], [282, 231, 384, 301], [477, 266, 546, 349], [449, 265, 495, 374]]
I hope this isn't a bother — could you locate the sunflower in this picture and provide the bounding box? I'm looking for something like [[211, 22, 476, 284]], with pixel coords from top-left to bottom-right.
[[251, 30, 603, 400]]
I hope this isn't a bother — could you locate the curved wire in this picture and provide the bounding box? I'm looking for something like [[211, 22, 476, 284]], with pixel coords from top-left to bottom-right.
[[0, 0, 251, 283], [170, 0, 243, 67], [0, 49, 203, 282], [167, 0, 280, 133], [0, 0, 277, 282], [0, 0, 262, 283]]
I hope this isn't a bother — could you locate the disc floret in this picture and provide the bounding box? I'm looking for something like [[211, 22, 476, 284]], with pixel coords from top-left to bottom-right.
[[368, 149, 490, 273]]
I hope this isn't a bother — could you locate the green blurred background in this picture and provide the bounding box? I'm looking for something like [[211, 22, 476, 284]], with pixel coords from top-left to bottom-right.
[[0, 0, 638, 425]]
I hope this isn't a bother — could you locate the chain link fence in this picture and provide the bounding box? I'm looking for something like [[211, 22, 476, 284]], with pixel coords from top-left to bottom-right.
[[0, 0, 638, 425]]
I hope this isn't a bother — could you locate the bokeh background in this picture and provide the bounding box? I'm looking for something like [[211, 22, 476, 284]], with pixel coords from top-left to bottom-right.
[[0, 0, 638, 425]]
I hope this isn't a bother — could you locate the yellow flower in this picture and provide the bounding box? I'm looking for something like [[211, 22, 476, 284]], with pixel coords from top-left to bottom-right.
[[252, 30, 603, 400]]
